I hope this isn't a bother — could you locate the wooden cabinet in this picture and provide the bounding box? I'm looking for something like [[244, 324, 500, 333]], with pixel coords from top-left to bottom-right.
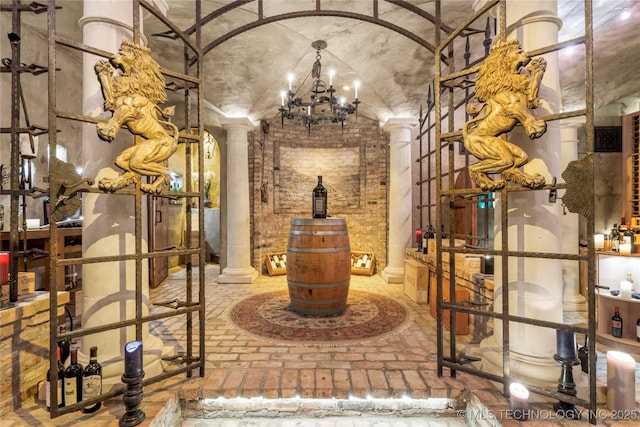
[[148, 195, 169, 288], [429, 271, 470, 335], [596, 252, 640, 353]]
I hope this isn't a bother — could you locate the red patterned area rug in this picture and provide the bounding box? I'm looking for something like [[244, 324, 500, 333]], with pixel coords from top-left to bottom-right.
[[227, 289, 411, 345]]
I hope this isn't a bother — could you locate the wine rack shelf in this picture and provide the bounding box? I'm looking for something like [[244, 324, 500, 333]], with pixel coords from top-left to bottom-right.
[[596, 253, 640, 354], [265, 252, 287, 276], [351, 252, 375, 276]]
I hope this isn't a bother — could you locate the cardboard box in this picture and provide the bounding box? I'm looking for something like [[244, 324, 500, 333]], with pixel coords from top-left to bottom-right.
[[17, 272, 35, 296], [404, 259, 429, 303], [0, 284, 8, 302]]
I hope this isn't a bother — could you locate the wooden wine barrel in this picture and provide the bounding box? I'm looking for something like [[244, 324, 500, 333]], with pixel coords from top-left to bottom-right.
[[286, 218, 351, 316]]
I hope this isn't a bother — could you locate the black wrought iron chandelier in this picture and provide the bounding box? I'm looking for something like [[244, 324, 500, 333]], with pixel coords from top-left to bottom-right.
[[279, 40, 360, 133]]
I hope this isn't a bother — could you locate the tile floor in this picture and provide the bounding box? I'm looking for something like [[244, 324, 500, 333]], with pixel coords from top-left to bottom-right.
[[4, 264, 640, 426]]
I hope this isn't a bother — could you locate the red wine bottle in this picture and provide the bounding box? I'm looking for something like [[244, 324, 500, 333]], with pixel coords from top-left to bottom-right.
[[64, 348, 83, 407], [46, 347, 65, 410], [312, 175, 327, 218], [83, 346, 103, 413], [611, 306, 623, 338]]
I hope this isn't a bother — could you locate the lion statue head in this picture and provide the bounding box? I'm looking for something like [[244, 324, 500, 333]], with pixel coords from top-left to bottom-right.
[[474, 36, 532, 102], [110, 39, 166, 105]]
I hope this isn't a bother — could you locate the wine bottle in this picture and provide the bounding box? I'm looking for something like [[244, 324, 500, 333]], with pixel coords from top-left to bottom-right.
[[83, 346, 102, 413], [312, 176, 327, 219], [624, 222, 634, 245], [611, 306, 623, 338], [637, 318, 640, 342], [58, 324, 71, 367], [46, 347, 65, 410], [64, 348, 83, 407], [577, 335, 589, 374], [611, 224, 619, 251]]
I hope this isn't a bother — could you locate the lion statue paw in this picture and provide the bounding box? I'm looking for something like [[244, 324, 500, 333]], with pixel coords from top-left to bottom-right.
[[96, 122, 117, 142], [141, 176, 169, 195], [98, 172, 138, 193], [502, 169, 546, 189]]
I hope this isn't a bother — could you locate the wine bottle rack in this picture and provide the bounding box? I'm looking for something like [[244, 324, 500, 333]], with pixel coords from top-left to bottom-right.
[[596, 252, 640, 353], [351, 252, 375, 276], [265, 252, 287, 276]]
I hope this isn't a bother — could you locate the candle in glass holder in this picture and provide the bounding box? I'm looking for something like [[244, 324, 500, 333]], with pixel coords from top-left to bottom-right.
[[607, 351, 636, 411], [124, 341, 143, 378], [415, 229, 423, 244], [0, 252, 8, 286], [594, 234, 605, 250], [620, 280, 632, 299], [509, 382, 529, 420], [620, 243, 631, 255], [556, 329, 577, 360]]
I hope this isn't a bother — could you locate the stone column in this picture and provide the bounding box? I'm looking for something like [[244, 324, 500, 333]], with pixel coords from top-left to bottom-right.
[[479, 0, 567, 385], [217, 117, 258, 283], [560, 118, 587, 316], [381, 118, 417, 283], [79, 0, 165, 387]]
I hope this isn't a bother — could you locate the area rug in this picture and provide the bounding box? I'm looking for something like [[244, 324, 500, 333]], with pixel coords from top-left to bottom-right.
[[227, 289, 410, 345]]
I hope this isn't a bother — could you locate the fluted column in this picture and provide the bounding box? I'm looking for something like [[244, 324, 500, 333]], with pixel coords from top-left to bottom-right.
[[217, 117, 258, 283], [479, 0, 567, 385], [79, 0, 166, 387], [381, 118, 417, 283]]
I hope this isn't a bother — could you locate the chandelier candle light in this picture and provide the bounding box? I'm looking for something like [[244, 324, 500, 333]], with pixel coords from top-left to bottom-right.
[[280, 40, 360, 134]]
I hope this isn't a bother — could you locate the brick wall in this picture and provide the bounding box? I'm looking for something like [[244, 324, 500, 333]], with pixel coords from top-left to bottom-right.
[[250, 118, 389, 276]]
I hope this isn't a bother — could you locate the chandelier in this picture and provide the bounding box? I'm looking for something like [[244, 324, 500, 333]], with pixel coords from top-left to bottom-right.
[[279, 40, 360, 133]]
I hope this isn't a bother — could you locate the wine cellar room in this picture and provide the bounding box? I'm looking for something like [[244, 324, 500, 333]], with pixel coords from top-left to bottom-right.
[[2, 0, 640, 425]]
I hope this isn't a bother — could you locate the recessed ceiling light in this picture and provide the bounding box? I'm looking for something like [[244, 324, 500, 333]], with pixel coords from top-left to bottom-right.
[[621, 9, 631, 20]]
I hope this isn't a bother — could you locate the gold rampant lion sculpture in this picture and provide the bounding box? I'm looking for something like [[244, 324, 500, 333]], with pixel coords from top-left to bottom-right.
[[463, 36, 547, 191], [95, 39, 178, 194]]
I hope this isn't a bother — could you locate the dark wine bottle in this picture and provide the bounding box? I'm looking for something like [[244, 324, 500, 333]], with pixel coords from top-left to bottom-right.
[[83, 346, 103, 413], [312, 175, 327, 219], [611, 306, 623, 338], [421, 229, 428, 254], [58, 324, 71, 367], [577, 335, 589, 374], [64, 348, 83, 407], [636, 318, 640, 342], [46, 347, 65, 410]]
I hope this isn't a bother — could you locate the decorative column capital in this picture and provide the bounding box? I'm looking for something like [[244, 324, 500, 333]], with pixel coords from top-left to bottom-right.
[[219, 117, 255, 134], [383, 117, 418, 133]]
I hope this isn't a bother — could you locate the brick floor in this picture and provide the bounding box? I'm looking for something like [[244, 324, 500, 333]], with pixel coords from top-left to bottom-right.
[[5, 264, 640, 426]]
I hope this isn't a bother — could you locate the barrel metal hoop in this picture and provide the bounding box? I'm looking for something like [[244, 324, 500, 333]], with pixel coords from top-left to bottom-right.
[[286, 246, 351, 253], [287, 279, 350, 289], [289, 230, 347, 236]]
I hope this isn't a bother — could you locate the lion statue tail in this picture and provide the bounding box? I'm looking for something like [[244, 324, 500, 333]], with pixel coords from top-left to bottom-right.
[[463, 102, 488, 138], [155, 105, 180, 148]]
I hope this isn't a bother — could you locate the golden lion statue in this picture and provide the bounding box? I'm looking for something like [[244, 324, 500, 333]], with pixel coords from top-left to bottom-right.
[[463, 36, 547, 191], [95, 39, 178, 194]]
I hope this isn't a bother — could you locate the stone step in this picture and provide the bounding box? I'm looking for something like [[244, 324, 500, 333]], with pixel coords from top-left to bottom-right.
[[181, 396, 465, 422], [182, 415, 467, 426]]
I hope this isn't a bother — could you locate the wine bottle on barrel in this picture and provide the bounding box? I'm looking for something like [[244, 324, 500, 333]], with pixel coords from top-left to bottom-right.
[[312, 176, 327, 218]]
